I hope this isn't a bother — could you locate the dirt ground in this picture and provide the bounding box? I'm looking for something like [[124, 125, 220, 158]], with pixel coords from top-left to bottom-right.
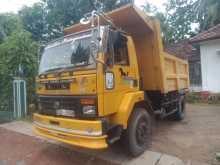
[[0, 104, 220, 165], [0, 128, 117, 165], [151, 104, 220, 164]]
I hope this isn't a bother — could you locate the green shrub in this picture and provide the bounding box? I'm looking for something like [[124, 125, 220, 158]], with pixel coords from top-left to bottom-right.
[[186, 92, 220, 105], [186, 92, 200, 103]]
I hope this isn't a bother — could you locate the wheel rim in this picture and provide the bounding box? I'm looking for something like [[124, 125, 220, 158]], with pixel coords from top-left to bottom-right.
[[136, 117, 148, 146]]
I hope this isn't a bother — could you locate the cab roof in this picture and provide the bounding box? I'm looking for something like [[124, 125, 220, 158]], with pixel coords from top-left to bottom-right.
[[64, 4, 154, 37]]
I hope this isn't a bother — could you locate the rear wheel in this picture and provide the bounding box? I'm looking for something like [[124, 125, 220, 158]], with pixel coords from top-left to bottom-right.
[[125, 108, 152, 157], [172, 95, 186, 120]]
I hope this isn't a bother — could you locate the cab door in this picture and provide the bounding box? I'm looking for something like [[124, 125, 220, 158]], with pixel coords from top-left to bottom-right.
[[103, 32, 139, 115]]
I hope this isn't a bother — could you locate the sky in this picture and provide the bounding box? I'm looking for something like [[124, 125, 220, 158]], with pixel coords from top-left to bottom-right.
[[0, 0, 40, 13], [0, 0, 166, 13], [135, 0, 166, 11]]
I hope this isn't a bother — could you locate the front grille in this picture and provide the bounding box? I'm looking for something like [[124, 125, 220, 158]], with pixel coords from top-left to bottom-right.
[[38, 96, 82, 117], [45, 82, 70, 90]]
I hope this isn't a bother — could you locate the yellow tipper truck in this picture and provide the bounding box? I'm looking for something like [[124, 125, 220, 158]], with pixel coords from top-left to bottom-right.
[[34, 4, 189, 156]]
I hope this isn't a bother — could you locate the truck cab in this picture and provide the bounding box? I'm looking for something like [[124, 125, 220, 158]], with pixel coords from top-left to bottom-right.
[[34, 5, 189, 156]]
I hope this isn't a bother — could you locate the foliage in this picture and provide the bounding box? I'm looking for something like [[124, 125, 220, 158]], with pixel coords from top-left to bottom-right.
[[0, 30, 38, 77], [142, 2, 173, 44], [42, 0, 92, 39], [194, 0, 220, 31], [186, 92, 200, 103], [19, 3, 48, 42], [0, 14, 22, 44], [0, 30, 38, 110], [142, 0, 220, 43], [99, 0, 132, 11], [142, 0, 198, 43], [186, 92, 220, 105], [19, 0, 132, 43], [165, 0, 197, 42]]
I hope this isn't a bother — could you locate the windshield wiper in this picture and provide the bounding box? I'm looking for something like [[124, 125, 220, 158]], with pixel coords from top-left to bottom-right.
[[40, 63, 89, 75]]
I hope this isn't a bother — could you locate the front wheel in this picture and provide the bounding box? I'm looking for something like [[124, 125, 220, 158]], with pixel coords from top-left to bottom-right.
[[126, 108, 152, 157]]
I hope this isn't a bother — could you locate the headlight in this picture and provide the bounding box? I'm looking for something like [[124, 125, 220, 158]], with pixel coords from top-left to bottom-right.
[[82, 106, 96, 116]]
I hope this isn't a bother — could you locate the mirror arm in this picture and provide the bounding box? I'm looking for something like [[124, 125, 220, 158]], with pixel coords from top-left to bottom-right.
[[96, 58, 106, 66]]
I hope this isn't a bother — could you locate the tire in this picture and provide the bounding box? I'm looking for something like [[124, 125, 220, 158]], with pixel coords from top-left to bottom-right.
[[172, 95, 186, 121], [125, 108, 152, 157]]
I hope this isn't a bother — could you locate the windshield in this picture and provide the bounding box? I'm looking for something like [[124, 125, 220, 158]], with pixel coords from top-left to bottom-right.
[[39, 32, 96, 74]]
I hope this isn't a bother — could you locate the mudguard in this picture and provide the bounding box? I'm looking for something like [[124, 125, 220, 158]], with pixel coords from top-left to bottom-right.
[[110, 91, 145, 129]]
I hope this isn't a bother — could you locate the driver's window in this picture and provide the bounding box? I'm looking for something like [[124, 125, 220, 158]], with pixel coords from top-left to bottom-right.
[[113, 35, 129, 66], [104, 30, 129, 67]]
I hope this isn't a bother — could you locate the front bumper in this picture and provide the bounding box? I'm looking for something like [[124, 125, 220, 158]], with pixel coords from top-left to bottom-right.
[[33, 113, 108, 149]]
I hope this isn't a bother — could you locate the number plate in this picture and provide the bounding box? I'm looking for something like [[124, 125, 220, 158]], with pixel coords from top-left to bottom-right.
[[56, 109, 75, 117]]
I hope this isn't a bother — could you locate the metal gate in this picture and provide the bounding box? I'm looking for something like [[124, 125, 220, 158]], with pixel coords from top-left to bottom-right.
[[13, 79, 27, 118], [0, 80, 14, 123], [0, 79, 27, 123]]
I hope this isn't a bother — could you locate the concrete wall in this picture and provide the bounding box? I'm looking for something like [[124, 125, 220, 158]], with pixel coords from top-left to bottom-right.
[[200, 39, 220, 92]]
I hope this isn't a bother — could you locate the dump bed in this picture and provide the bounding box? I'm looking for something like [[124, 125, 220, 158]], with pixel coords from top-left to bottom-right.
[[64, 5, 189, 94], [163, 53, 189, 92]]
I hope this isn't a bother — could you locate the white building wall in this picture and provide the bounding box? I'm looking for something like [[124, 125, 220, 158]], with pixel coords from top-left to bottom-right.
[[200, 39, 220, 92]]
